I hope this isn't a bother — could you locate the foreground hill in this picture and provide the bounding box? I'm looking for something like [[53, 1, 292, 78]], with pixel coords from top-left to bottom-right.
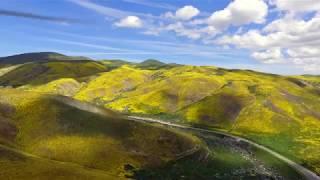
[[0, 89, 206, 179], [0, 144, 120, 180]]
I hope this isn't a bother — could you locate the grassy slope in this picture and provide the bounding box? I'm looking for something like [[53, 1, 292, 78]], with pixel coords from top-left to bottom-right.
[[0, 61, 108, 87], [0, 65, 21, 78], [70, 65, 320, 174], [0, 145, 119, 180], [105, 66, 222, 113], [4, 60, 319, 174], [0, 89, 204, 178], [101, 59, 135, 69], [31, 78, 82, 96], [75, 65, 152, 103]]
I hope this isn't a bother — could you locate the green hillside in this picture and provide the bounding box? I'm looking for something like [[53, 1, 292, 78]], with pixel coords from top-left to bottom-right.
[[0, 144, 119, 180], [0, 64, 21, 78], [136, 59, 181, 70], [75, 65, 153, 103], [1, 52, 319, 175], [72, 65, 320, 174], [0, 89, 206, 179], [101, 59, 135, 69], [0, 61, 108, 87], [31, 78, 82, 96]]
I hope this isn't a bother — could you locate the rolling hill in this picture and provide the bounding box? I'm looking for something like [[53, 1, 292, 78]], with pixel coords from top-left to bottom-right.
[[1, 52, 320, 176], [0, 88, 206, 179], [136, 59, 181, 70], [0, 61, 108, 87], [73, 64, 320, 175]]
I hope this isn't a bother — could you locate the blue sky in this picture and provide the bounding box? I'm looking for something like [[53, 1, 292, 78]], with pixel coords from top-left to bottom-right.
[[0, 0, 319, 75]]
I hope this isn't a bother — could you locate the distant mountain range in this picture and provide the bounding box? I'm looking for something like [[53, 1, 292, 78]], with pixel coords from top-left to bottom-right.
[[0, 52, 91, 64]]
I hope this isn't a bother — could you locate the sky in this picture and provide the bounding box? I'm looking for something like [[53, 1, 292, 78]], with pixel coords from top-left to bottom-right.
[[0, 0, 320, 75]]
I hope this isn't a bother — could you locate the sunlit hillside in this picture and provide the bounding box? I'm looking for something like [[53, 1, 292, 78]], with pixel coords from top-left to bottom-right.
[[0, 61, 108, 87], [100, 66, 320, 174], [0, 52, 319, 176], [2, 0, 320, 179]]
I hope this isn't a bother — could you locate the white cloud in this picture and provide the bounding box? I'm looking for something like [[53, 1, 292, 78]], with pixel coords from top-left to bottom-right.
[[251, 48, 284, 64], [208, 0, 268, 30], [175, 5, 200, 20], [115, 16, 143, 28], [287, 47, 320, 58], [69, 0, 320, 73], [269, 0, 320, 13], [216, 11, 320, 72], [165, 22, 201, 39], [163, 5, 200, 21], [217, 15, 320, 50], [161, 22, 218, 40]]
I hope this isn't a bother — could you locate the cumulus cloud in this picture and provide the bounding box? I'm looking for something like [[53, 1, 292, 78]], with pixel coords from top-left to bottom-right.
[[163, 22, 217, 39], [150, 0, 268, 41], [208, 0, 268, 30], [269, 0, 320, 13], [216, 11, 320, 72], [115, 16, 143, 28], [251, 48, 284, 64], [175, 5, 200, 20], [70, 0, 320, 73], [164, 5, 200, 21]]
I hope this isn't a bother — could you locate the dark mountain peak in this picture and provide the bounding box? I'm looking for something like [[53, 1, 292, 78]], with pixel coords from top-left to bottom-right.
[[137, 59, 181, 70], [140, 59, 166, 66], [0, 52, 90, 65]]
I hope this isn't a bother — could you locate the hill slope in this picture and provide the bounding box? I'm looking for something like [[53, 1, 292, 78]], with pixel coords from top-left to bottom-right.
[[0, 89, 205, 178], [0, 144, 119, 180], [71, 65, 320, 175], [1, 52, 319, 175], [0, 61, 108, 87], [136, 59, 180, 70]]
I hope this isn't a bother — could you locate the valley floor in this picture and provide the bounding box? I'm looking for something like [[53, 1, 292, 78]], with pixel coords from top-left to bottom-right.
[[128, 116, 320, 180]]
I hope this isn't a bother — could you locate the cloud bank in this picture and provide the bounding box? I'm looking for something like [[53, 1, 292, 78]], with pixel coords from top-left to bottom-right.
[[67, 0, 320, 73]]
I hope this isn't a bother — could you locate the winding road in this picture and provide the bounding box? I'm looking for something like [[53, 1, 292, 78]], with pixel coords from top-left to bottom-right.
[[127, 116, 320, 180]]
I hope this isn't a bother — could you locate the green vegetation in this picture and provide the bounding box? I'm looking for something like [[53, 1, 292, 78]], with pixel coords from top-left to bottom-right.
[[31, 78, 82, 96], [76, 64, 320, 174], [1, 52, 319, 177], [0, 64, 21, 78], [75, 65, 152, 103], [0, 89, 205, 178], [131, 133, 304, 180], [101, 59, 135, 69], [0, 145, 119, 180], [136, 59, 181, 70], [0, 61, 108, 87]]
